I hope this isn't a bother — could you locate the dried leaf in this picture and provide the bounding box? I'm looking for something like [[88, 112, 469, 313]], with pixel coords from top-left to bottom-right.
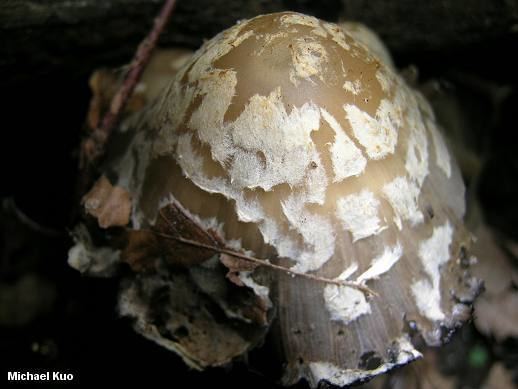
[[152, 201, 275, 326], [237, 291, 269, 326], [153, 200, 375, 294], [85, 50, 193, 133], [120, 229, 159, 272], [219, 253, 259, 286], [87, 70, 119, 130], [82, 175, 131, 228], [86, 69, 148, 131], [154, 200, 224, 267]]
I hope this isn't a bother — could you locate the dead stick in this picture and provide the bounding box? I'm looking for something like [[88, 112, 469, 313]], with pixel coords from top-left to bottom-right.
[[80, 0, 178, 167], [151, 230, 377, 296], [74, 0, 178, 223]]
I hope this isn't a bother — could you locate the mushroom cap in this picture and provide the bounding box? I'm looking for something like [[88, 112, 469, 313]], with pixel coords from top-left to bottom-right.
[[339, 21, 395, 70], [107, 12, 479, 387]]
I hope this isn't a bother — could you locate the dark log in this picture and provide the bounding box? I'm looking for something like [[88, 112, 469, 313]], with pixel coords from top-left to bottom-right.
[[2, 0, 518, 85], [341, 0, 518, 52], [0, 0, 339, 84]]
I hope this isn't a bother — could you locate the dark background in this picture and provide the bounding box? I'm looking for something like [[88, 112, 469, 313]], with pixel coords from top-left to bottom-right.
[[1, 1, 518, 387]]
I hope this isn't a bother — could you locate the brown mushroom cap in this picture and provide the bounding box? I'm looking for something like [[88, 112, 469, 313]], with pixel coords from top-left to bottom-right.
[[87, 12, 479, 387], [338, 21, 395, 70]]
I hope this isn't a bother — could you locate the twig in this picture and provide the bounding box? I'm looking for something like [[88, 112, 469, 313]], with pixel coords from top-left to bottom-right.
[[80, 0, 178, 168], [74, 0, 178, 224], [151, 230, 377, 296]]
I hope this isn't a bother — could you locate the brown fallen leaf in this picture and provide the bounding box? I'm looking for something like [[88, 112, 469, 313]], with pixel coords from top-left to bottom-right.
[[219, 253, 259, 286], [86, 70, 118, 131], [235, 287, 270, 326], [154, 200, 225, 267], [120, 229, 159, 272], [153, 201, 376, 295], [86, 70, 148, 131], [82, 175, 132, 228]]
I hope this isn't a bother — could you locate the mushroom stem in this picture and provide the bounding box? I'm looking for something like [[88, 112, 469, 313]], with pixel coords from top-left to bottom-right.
[[150, 230, 377, 296]]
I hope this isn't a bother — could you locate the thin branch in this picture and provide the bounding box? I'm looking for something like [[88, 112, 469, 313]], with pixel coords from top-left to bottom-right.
[[74, 0, 178, 223], [80, 0, 178, 167], [151, 230, 377, 296]]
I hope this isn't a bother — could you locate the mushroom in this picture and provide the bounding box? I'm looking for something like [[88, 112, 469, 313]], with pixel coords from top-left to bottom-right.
[[69, 12, 480, 387], [338, 21, 395, 70]]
